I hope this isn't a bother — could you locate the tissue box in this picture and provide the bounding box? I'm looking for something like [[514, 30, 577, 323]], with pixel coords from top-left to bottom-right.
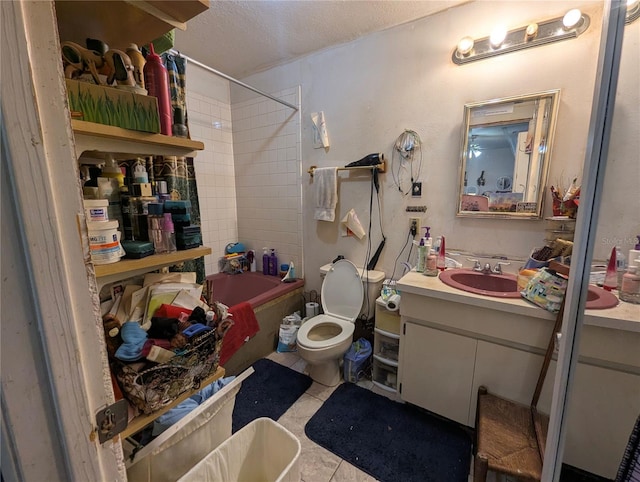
[[65, 79, 160, 133]]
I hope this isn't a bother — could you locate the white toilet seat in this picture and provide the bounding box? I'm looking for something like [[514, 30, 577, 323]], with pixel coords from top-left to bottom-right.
[[297, 315, 355, 350]]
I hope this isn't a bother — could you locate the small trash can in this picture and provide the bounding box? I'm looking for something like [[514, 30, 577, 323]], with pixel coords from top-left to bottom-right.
[[178, 417, 301, 482]]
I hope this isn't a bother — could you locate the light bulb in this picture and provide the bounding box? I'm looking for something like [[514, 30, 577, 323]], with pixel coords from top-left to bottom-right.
[[563, 9, 582, 29], [490, 26, 507, 48], [525, 23, 539, 40], [456, 37, 474, 56]]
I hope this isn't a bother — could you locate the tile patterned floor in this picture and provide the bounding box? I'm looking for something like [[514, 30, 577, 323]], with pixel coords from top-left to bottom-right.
[[264, 351, 499, 482]]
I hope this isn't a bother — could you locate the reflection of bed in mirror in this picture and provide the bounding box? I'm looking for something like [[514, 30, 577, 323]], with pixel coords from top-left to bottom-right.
[[461, 194, 489, 211], [487, 192, 523, 212]]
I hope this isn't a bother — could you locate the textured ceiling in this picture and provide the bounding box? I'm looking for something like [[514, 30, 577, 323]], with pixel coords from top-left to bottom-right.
[[174, 1, 468, 79]]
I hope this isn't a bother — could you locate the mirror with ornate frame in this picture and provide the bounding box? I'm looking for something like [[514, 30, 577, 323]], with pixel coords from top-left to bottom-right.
[[457, 90, 560, 219]]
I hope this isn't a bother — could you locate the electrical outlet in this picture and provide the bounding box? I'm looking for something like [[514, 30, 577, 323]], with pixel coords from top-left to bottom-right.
[[410, 217, 420, 237]]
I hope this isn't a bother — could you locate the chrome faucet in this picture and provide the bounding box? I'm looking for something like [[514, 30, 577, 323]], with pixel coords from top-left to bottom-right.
[[468, 258, 510, 274], [491, 261, 510, 274]]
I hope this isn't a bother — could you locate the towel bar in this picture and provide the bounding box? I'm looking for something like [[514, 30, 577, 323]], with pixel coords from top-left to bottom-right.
[[308, 161, 386, 177]]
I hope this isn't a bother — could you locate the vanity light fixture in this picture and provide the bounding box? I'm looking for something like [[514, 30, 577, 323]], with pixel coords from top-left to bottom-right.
[[457, 36, 475, 56], [627, 0, 640, 24], [453, 9, 590, 65]]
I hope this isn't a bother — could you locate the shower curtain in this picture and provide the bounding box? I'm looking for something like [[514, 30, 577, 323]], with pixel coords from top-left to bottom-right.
[[153, 155, 205, 283], [162, 52, 190, 138]]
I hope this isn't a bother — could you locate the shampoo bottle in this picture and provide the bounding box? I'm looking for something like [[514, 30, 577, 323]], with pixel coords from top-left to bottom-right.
[[143, 44, 172, 135], [269, 249, 278, 276], [262, 247, 269, 275]]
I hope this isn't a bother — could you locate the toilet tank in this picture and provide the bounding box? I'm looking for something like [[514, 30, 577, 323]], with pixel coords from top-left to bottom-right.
[[320, 263, 385, 320]]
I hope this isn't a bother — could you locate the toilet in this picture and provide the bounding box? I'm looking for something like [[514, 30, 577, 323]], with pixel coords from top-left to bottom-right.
[[297, 260, 384, 386]]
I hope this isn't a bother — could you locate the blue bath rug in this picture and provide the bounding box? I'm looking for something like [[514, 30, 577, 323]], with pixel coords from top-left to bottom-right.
[[305, 383, 472, 482], [232, 358, 312, 433]]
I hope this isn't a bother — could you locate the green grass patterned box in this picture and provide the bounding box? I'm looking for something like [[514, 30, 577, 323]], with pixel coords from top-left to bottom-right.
[[65, 79, 160, 133]]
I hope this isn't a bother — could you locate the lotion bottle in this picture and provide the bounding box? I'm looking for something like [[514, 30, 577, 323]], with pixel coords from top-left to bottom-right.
[[262, 247, 269, 275], [416, 238, 427, 273]]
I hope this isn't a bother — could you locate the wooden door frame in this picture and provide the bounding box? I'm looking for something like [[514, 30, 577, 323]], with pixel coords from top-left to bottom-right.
[[1, 1, 124, 480]]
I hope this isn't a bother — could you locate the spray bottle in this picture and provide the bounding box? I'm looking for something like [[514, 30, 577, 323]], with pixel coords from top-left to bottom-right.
[[262, 247, 269, 275]]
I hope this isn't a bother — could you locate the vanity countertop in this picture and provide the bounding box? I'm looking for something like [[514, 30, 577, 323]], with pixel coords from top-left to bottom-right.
[[397, 270, 640, 333]]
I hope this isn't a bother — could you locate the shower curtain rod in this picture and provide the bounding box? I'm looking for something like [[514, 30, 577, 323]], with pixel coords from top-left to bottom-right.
[[169, 50, 299, 112]]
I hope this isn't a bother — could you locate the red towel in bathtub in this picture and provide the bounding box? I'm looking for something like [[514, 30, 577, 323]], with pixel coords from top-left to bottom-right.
[[220, 302, 260, 366]]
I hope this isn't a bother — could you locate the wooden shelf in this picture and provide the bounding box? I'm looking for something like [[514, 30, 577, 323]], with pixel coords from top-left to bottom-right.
[[95, 246, 211, 287], [72, 120, 204, 158], [120, 366, 225, 439], [55, 0, 209, 50]]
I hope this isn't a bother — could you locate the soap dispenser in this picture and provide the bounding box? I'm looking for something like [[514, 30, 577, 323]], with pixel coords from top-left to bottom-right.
[[416, 237, 427, 273]]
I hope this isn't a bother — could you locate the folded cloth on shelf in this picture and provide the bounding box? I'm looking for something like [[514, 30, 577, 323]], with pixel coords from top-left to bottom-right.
[[314, 167, 338, 222], [219, 302, 260, 365]]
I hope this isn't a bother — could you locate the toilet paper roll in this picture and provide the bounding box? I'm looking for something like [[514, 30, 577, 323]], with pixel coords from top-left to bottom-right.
[[306, 302, 319, 318], [385, 294, 401, 312]]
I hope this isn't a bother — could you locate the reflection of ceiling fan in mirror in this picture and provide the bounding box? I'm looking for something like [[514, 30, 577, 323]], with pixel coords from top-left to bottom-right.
[[468, 135, 483, 158]]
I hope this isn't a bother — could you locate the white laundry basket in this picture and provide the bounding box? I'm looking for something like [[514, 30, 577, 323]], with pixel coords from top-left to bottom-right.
[[125, 368, 253, 482], [178, 417, 301, 482]]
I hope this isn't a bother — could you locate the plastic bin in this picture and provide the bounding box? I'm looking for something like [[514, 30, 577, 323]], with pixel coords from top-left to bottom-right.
[[178, 417, 301, 482], [125, 368, 253, 482]]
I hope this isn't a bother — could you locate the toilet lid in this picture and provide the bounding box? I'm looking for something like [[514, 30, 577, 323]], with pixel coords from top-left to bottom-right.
[[321, 259, 363, 321]]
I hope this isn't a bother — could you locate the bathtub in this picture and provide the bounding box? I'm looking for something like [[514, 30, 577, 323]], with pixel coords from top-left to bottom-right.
[[206, 271, 304, 309], [205, 272, 304, 375]]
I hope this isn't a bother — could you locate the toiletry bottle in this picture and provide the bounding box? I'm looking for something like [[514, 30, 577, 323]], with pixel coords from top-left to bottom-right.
[[619, 264, 640, 304], [289, 261, 295, 279], [603, 246, 618, 291], [416, 237, 427, 273], [437, 236, 447, 271], [262, 248, 269, 275], [269, 249, 278, 276], [628, 235, 640, 269], [616, 246, 627, 289], [424, 227, 432, 253], [143, 44, 172, 136], [425, 248, 438, 276], [172, 106, 188, 138], [147, 203, 166, 253], [162, 213, 177, 253]]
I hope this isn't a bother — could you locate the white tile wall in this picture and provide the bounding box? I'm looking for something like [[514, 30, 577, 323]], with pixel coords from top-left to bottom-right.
[[231, 87, 303, 276], [186, 90, 238, 275]]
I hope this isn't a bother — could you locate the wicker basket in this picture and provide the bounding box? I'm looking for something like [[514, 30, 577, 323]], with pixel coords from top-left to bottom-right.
[[115, 329, 223, 414]]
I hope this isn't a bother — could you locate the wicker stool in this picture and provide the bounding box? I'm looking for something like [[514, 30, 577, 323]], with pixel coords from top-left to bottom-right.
[[473, 299, 565, 482]]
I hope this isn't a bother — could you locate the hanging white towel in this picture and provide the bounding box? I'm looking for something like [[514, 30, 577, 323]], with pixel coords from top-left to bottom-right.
[[313, 167, 338, 222]]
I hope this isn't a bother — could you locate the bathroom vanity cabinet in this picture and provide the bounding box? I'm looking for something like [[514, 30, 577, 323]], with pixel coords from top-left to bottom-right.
[[397, 271, 640, 479]]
